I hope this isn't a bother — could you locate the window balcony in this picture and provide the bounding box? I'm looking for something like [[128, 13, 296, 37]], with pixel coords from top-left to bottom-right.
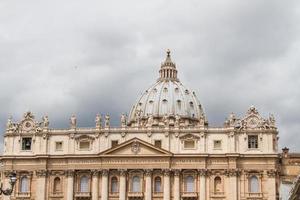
[[211, 192, 225, 198], [50, 192, 63, 198], [153, 192, 163, 197], [16, 192, 31, 198], [246, 192, 263, 199], [109, 192, 119, 197], [74, 192, 91, 198], [128, 192, 144, 198], [181, 192, 198, 200]]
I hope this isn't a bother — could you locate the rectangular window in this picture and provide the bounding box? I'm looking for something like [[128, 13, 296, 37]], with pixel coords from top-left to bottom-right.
[[248, 135, 258, 149], [79, 141, 90, 150], [21, 138, 32, 150], [214, 140, 222, 149], [184, 140, 195, 149], [154, 140, 162, 148], [55, 142, 63, 151], [111, 140, 118, 148]]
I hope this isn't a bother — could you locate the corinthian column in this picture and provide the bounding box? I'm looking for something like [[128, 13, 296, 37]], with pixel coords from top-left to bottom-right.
[[36, 170, 47, 200], [163, 169, 171, 200], [198, 169, 207, 200], [226, 169, 239, 200], [145, 169, 152, 200], [92, 170, 99, 200], [119, 169, 127, 200], [101, 169, 109, 200], [66, 170, 75, 200], [173, 170, 180, 200]]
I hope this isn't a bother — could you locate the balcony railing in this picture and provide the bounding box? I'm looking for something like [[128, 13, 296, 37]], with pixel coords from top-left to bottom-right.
[[246, 192, 263, 199], [181, 192, 198, 198], [211, 191, 225, 198], [128, 192, 144, 198], [153, 192, 163, 197], [16, 192, 31, 198], [74, 192, 91, 198], [50, 192, 63, 197]]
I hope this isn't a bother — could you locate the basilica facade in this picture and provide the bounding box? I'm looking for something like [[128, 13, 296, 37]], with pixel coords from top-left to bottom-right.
[[0, 51, 287, 200]]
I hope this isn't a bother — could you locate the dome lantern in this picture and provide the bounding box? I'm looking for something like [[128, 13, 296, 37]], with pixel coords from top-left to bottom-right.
[[158, 49, 179, 81]]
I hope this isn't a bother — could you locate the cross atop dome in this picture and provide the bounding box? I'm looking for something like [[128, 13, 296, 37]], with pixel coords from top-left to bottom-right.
[[159, 49, 178, 81]]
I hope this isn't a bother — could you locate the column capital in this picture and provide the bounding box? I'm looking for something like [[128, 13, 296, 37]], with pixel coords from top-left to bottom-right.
[[225, 169, 241, 177], [91, 170, 99, 177], [101, 169, 109, 176], [173, 169, 181, 176], [65, 170, 75, 177], [36, 170, 48, 177], [162, 169, 171, 176], [266, 169, 278, 178], [198, 169, 208, 176], [118, 169, 127, 177], [144, 169, 153, 177]]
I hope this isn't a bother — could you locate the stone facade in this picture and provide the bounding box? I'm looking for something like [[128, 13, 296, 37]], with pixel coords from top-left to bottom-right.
[[0, 50, 297, 200]]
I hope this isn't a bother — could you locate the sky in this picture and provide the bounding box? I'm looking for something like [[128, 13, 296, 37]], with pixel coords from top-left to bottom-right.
[[0, 0, 300, 152]]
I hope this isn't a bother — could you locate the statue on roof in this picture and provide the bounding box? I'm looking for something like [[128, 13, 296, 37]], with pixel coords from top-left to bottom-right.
[[95, 114, 102, 129], [121, 113, 127, 128], [70, 114, 77, 129]]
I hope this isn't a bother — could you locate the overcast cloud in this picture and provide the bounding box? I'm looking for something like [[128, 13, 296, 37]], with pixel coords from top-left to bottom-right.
[[0, 0, 299, 152]]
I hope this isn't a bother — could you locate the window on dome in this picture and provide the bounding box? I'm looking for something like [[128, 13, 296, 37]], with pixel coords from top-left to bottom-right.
[[149, 100, 154, 104], [189, 102, 194, 108], [248, 135, 258, 149], [79, 141, 90, 150], [175, 87, 179, 92], [111, 140, 118, 148], [185, 89, 189, 94], [184, 140, 195, 149], [177, 100, 182, 110], [154, 140, 162, 148], [214, 140, 222, 149], [162, 99, 168, 103], [21, 138, 32, 151], [163, 87, 168, 92]]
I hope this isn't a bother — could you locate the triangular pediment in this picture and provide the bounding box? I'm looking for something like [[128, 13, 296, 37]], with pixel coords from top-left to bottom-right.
[[99, 138, 172, 156]]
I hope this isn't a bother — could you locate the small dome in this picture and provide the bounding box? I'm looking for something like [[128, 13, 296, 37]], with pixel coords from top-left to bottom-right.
[[128, 50, 206, 126]]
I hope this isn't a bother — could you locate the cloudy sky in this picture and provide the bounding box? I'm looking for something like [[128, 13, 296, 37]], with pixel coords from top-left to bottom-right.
[[0, 0, 299, 152]]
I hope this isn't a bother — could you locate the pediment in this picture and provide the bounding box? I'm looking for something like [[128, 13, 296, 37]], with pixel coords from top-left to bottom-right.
[[100, 138, 172, 156]]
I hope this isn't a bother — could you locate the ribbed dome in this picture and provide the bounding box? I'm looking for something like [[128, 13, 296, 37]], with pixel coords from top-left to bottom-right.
[[128, 50, 206, 127]]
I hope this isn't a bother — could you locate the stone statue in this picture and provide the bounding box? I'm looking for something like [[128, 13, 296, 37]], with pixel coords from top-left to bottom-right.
[[147, 114, 154, 127], [175, 114, 180, 128], [70, 114, 77, 128], [229, 112, 236, 126], [95, 114, 102, 128], [6, 117, 14, 132], [269, 114, 275, 127], [105, 115, 110, 128], [121, 113, 127, 127], [163, 114, 169, 127], [199, 113, 205, 126], [42, 115, 49, 128]]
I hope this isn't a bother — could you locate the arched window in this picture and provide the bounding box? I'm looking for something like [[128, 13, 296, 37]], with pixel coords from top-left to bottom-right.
[[185, 176, 194, 192], [249, 175, 259, 193], [214, 176, 222, 193], [20, 176, 28, 193], [53, 177, 61, 193], [132, 176, 141, 192], [154, 177, 162, 192], [80, 176, 89, 192], [111, 177, 118, 193]]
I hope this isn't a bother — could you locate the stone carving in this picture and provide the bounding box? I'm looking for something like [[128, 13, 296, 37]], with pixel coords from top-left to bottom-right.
[[91, 170, 99, 177], [70, 114, 76, 129], [121, 113, 127, 128], [101, 169, 109, 176], [95, 114, 102, 129], [162, 169, 171, 176], [42, 115, 49, 130], [119, 169, 127, 176], [175, 114, 180, 128], [146, 114, 154, 128], [105, 115, 110, 128], [267, 169, 277, 178], [144, 169, 152, 176], [225, 169, 241, 177], [36, 170, 48, 177], [173, 169, 181, 176], [163, 114, 169, 127], [134, 109, 143, 127], [65, 170, 75, 177], [131, 140, 140, 154], [233, 106, 276, 130], [198, 113, 206, 127], [198, 169, 208, 176]]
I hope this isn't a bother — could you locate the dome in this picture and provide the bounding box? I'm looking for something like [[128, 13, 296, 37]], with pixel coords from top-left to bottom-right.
[[128, 50, 207, 127]]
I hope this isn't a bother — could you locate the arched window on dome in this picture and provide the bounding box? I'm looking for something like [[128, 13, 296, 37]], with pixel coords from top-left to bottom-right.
[[111, 176, 118, 193], [214, 176, 222, 193], [161, 99, 168, 114], [53, 177, 61, 193], [132, 176, 141, 192], [154, 176, 162, 193], [249, 175, 259, 193], [185, 175, 195, 192], [80, 176, 89, 192], [177, 100, 182, 110], [20, 176, 29, 193]]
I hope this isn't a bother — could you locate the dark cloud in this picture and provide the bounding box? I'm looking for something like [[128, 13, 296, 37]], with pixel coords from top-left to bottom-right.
[[0, 0, 300, 156]]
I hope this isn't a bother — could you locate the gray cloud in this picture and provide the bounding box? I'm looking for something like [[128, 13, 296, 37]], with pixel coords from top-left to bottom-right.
[[0, 0, 300, 152]]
